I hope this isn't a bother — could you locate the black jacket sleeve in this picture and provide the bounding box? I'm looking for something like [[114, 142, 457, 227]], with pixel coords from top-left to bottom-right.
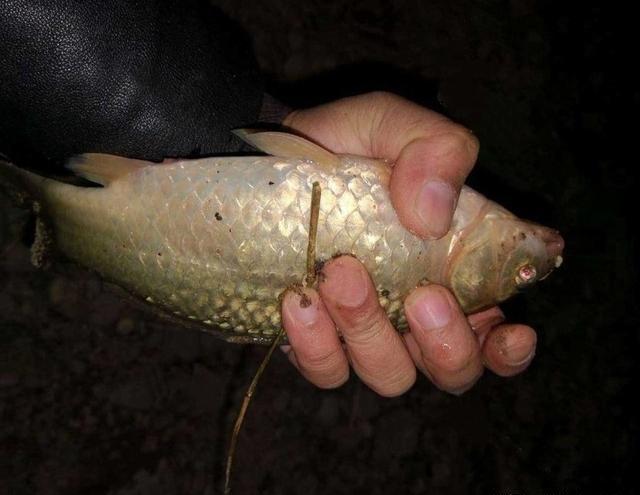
[[0, 0, 263, 171]]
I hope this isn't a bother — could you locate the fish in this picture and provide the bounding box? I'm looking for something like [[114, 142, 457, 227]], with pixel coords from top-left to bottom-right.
[[0, 131, 564, 344]]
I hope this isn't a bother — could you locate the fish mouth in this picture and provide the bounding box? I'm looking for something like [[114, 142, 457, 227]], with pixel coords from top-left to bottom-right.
[[544, 230, 564, 267], [533, 226, 565, 272]]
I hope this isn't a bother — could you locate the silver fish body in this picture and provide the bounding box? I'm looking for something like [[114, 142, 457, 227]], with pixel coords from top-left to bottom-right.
[[0, 133, 563, 344]]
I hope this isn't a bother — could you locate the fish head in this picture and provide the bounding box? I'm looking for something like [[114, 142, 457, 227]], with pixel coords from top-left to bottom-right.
[[447, 208, 564, 313]]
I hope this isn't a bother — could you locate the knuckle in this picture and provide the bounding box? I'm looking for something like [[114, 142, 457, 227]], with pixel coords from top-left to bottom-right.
[[431, 345, 479, 375], [299, 344, 345, 375], [435, 125, 480, 160], [281, 109, 300, 128], [299, 345, 350, 389], [365, 90, 399, 105], [343, 306, 387, 346]]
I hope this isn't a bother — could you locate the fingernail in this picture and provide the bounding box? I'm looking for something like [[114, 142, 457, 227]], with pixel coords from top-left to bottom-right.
[[414, 180, 456, 238], [406, 288, 452, 330], [283, 291, 318, 326], [322, 257, 368, 309], [504, 343, 535, 366]]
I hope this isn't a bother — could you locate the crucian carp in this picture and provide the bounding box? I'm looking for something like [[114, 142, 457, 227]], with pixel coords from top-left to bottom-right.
[[0, 130, 564, 344]]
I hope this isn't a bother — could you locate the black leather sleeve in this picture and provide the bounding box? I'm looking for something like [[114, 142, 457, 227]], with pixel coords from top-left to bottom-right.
[[0, 0, 263, 171]]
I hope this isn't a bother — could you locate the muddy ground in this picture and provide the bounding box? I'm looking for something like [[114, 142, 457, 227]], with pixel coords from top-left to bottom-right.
[[1, 1, 635, 494]]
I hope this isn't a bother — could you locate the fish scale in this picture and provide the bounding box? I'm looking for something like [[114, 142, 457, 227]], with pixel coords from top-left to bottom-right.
[[0, 131, 563, 344], [60, 156, 423, 340]]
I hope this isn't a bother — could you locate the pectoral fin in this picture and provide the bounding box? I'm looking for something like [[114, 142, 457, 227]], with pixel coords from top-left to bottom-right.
[[66, 154, 149, 186], [233, 129, 340, 169]]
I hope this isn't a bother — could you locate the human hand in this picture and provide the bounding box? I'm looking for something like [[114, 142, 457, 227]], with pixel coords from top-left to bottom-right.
[[280, 92, 537, 396]]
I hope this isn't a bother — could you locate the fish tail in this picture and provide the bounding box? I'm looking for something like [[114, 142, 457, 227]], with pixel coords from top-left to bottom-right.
[[0, 159, 76, 268], [0, 158, 42, 206], [0, 158, 72, 208]]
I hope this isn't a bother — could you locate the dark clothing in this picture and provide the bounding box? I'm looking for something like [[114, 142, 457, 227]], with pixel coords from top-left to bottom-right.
[[0, 0, 264, 170]]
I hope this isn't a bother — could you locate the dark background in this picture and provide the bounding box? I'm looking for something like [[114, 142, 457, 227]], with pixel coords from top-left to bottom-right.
[[1, 1, 636, 494]]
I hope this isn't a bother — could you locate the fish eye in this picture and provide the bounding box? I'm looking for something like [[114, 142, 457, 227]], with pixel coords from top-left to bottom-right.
[[515, 263, 537, 287]]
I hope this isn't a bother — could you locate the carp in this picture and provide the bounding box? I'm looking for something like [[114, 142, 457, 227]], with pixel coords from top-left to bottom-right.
[[0, 131, 564, 344]]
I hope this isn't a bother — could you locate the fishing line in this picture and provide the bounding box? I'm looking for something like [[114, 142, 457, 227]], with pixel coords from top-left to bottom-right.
[[223, 181, 322, 494]]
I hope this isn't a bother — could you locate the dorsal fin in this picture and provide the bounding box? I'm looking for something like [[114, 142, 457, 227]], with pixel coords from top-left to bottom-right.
[[233, 129, 340, 168], [66, 153, 149, 186]]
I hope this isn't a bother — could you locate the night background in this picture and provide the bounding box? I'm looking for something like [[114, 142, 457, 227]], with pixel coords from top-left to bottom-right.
[[1, 1, 635, 494]]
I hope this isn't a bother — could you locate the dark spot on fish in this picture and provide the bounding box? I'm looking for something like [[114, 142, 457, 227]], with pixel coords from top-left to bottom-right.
[[228, 228, 232, 233], [268, 181, 274, 185], [205, 179, 210, 183], [520, 232, 527, 240], [216, 170, 220, 174], [380, 289, 390, 297], [215, 212, 223, 221], [157, 252, 162, 256]]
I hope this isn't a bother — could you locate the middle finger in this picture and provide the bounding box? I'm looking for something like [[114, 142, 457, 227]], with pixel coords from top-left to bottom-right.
[[318, 255, 416, 397]]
